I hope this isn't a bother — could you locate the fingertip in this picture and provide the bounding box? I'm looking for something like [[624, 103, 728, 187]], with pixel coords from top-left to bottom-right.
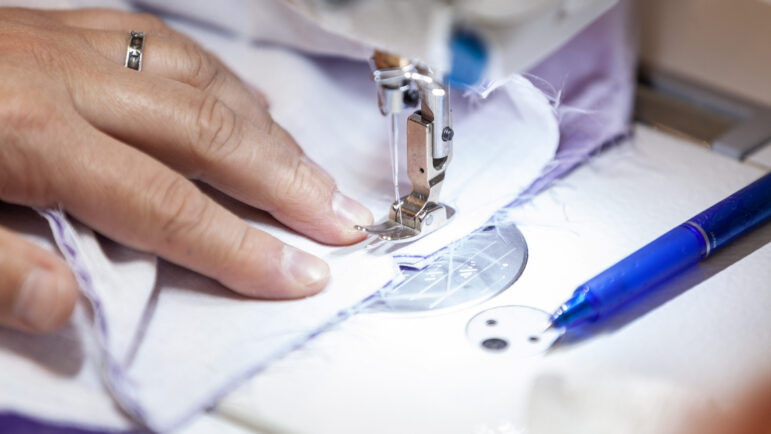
[[333, 224, 370, 245], [292, 191, 373, 246], [14, 266, 78, 333], [280, 245, 329, 297], [331, 191, 373, 241], [268, 157, 373, 245], [213, 227, 328, 300], [48, 267, 79, 332]]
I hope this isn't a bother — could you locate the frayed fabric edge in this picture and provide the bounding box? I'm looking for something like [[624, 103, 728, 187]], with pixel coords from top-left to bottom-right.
[[29, 71, 630, 431]]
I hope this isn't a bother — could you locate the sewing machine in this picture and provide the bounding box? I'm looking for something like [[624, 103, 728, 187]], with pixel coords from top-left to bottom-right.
[[285, 0, 620, 240], [2, 1, 770, 433], [210, 123, 771, 434], [205, 1, 771, 433], [353, 51, 455, 241]]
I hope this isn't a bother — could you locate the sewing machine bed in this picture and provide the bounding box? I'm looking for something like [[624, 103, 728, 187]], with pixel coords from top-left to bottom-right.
[[196, 124, 771, 434]]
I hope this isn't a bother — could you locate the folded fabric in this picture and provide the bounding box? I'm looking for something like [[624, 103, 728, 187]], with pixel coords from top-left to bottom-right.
[[0, 0, 636, 431], [104, 25, 558, 429], [0, 14, 558, 433]]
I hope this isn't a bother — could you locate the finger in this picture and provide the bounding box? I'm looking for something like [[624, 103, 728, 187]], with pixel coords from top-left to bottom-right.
[[46, 8, 173, 35], [46, 119, 329, 299], [70, 68, 373, 246], [78, 29, 272, 126], [0, 225, 78, 333], [245, 83, 270, 109]]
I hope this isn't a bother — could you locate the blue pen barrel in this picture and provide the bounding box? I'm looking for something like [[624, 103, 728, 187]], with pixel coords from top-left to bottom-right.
[[691, 173, 771, 251], [552, 225, 708, 328], [552, 172, 771, 329]]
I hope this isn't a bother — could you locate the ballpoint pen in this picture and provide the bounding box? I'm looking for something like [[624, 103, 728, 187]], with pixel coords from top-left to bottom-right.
[[549, 171, 771, 332]]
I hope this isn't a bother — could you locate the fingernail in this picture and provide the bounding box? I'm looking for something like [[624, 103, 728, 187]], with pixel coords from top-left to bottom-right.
[[332, 192, 373, 228], [281, 246, 329, 292], [13, 269, 61, 331]]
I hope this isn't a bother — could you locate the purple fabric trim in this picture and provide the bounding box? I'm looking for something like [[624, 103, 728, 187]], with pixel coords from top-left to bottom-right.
[[20, 2, 636, 430], [513, 0, 636, 206], [0, 412, 147, 434], [36, 208, 148, 426], [177, 9, 640, 417]]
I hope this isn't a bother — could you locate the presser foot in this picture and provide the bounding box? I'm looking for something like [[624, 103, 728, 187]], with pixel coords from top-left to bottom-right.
[[355, 200, 455, 242]]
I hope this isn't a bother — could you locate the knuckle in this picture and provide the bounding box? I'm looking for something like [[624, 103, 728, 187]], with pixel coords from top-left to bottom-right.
[[209, 225, 285, 298], [183, 42, 220, 90], [193, 94, 242, 164], [151, 176, 209, 246], [232, 226, 263, 268], [227, 226, 285, 296], [276, 158, 327, 209], [0, 21, 88, 80], [266, 116, 282, 138], [0, 92, 54, 131], [20, 30, 83, 74], [0, 93, 58, 204], [19, 36, 60, 71], [0, 145, 52, 205], [135, 12, 168, 32], [0, 92, 28, 130]]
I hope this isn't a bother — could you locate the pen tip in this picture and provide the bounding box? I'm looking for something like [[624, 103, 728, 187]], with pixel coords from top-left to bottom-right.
[[526, 323, 557, 344]]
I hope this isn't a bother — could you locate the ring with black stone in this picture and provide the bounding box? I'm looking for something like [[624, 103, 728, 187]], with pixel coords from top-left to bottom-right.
[[125, 30, 145, 71]]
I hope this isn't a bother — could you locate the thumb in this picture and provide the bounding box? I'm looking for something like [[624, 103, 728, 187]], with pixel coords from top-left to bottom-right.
[[0, 226, 79, 333]]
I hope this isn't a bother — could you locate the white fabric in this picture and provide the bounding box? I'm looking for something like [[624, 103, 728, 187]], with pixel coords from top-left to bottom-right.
[[0, 206, 134, 430], [0, 4, 559, 432], [216, 126, 771, 434]]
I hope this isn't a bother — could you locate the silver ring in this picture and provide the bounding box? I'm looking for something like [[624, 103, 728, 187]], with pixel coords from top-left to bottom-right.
[[125, 30, 145, 71]]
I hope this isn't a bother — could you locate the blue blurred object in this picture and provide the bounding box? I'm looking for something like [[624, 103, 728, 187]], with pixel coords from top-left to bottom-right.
[[551, 171, 771, 330], [446, 29, 488, 87]]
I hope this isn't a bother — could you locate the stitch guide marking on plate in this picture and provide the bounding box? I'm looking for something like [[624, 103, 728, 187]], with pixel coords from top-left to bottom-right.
[[361, 219, 528, 313]]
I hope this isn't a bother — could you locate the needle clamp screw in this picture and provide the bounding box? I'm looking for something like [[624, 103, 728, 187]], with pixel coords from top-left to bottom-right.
[[442, 127, 454, 142]]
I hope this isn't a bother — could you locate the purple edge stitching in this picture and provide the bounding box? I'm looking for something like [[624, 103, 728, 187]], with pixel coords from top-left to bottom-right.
[[159, 135, 632, 432], [37, 208, 148, 424], [34, 91, 632, 432]]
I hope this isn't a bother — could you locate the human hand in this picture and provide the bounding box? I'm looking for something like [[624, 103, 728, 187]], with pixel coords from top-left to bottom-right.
[[0, 8, 372, 332]]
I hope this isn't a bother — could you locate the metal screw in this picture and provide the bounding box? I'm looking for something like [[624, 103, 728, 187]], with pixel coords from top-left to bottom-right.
[[404, 89, 420, 108], [425, 215, 434, 226], [441, 127, 454, 142]]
